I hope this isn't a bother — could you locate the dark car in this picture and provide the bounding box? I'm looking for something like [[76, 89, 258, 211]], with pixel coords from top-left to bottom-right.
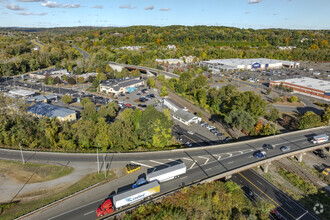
[[139, 97, 147, 102], [263, 144, 274, 151], [132, 178, 147, 189], [253, 150, 267, 158], [137, 93, 141, 95], [149, 94, 155, 98]]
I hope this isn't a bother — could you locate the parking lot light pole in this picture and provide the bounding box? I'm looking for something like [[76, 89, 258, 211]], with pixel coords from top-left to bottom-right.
[[97, 144, 100, 173]]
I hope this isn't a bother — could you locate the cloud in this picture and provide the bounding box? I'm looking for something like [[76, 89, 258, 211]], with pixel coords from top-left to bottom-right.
[[119, 4, 136, 9], [248, 0, 262, 4], [41, 1, 80, 8], [18, 12, 47, 15], [93, 5, 103, 9], [16, 0, 44, 2], [159, 8, 170, 11], [5, 3, 25, 10], [144, 5, 154, 10]]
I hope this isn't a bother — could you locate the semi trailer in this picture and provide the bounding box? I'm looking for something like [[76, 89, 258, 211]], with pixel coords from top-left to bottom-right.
[[96, 181, 160, 217], [146, 162, 186, 183]]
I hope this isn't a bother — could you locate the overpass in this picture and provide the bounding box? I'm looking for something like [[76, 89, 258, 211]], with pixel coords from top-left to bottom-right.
[[5, 126, 330, 220], [108, 62, 179, 79]]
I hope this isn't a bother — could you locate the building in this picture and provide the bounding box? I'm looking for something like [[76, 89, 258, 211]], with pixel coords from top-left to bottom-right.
[[269, 77, 330, 101], [155, 59, 184, 65], [163, 99, 179, 112], [29, 68, 69, 80], [182, 55, 197, 64], [278, 46, 296, 50], [26, 95, 57, 103], [100, 77, 144, 96], [9, 89, 35, 97], [120, 46, 144, 51], [166, 45, 177, 50], [27, 102, 77, 121], [77, 72, 98, 80], [172, 109, 201, 126], [201, 58, 299, 71]]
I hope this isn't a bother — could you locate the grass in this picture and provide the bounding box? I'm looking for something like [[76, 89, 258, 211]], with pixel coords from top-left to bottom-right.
[[0, 160, 73, 184], [0, 171, 115, 220]]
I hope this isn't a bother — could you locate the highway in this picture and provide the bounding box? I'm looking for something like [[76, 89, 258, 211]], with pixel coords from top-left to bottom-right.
[[231, 170, 318, 220], [3, 127, 329, 220]]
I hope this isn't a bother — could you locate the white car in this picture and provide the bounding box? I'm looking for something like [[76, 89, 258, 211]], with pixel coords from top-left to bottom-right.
[[187, 131, 194, 135]]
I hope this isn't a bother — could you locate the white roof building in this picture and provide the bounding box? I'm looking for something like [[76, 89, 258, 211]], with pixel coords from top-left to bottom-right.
[[173, 109, 201, 126], [201, 58, 299, 71], [155, 58, 184, 65], [270, 77, 330, 101], [9, 89, 35, 97]]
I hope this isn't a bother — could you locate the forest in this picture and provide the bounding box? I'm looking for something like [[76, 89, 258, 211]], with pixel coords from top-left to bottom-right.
[[0, 95, 175, 152], [0, 26, 328, 77], [124, 180, 275, 220]]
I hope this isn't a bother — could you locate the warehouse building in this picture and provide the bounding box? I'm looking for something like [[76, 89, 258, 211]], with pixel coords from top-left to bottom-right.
[[201, 58, 299, 71], [269, 77, 330, 101], [173, 109, 201, 126], [100, 77, 144, 96], [27, 102, 77, 121]]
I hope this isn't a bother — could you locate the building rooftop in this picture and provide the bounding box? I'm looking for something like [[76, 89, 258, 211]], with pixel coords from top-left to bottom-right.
[[26, 95, 57, 102], [27, 102, 76, 118], [173, 109, 198, 122], [273, 77, 330, 92], [100, 77, 143, 91], [204, 58, 298, 66], [9, 89, 35, 97]]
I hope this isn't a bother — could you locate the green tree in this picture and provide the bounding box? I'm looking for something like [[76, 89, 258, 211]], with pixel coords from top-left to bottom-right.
[[298, 111, 321, 129], [147, 78, 156, 88], [322, 106, 330, 125], [80, 97, 92, 107], [289, 95, 298, 103], [61, 94, 72, 105], [267, 107, 280, 122], [266, 88, 272, 95], [225, 110, 255, 131], [160, 86, 168, 97]]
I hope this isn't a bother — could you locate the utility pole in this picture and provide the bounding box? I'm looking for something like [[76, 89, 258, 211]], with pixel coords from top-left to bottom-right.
[[19, 141, 25, 164], [103, 155, 107, 178], [97, 144, 100, 173]]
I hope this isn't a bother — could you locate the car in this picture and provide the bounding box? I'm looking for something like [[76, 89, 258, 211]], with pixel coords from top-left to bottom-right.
[[253, 150, 267, 158], [139, 97, 147, 102], [132, 178, 147, 189], [223, 137, 232, 142], [137, 93, 141, 95], [177, 137, 183, 142], [270, 209, 282, 220], [125, 103, 132, 107], [187, 131, 194, 135], [185, 142, 192, 147], [263, 144, 274, 151], [280, 146, 291, 152], [319, 153, 327, 159], [149, 94, 155, 98]]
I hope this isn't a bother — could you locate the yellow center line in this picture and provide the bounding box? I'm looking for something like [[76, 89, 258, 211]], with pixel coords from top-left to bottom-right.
[[184, 135, 198, 143], [238, 173, 297, 219]]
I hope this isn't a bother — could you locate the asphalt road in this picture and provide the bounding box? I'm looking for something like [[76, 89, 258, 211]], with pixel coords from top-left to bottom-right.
[[3, 127, 330, 220], [231, 170, 318, 220]]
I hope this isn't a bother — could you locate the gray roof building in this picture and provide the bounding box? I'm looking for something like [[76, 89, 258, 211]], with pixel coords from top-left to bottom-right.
[[100, 77, 144, 95], [27, 102, 76, 121], [173, 109, 201, 125], [27, 95, 57, 103]]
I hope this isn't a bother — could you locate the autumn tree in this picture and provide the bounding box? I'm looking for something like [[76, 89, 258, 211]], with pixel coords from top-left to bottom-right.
[[61, 94, 72, 105]]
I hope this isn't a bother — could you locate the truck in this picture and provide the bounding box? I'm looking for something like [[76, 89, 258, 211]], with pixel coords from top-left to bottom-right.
[[311, 134, 329, 144], [96, 180, 160, 217], [146, 162, 186, 183]]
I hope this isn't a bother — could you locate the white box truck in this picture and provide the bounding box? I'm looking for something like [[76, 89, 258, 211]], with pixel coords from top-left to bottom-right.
[[146, 162, 186, 183], [311, 134, 329, 144]]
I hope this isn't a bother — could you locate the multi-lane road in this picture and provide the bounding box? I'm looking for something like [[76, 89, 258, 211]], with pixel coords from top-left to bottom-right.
[[2, 127, 329, 220]]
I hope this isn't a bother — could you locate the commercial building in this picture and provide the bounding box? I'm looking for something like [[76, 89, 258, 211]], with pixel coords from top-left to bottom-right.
[[26, 95, 57, 103], [173, 109, 201, 126], [9, 89, 35, 97], [100, 77, 144, 96], [29, 68, 69, 80], [269, 77, 330, 101], [27, 102, 77, 121], [201, 58, 299, 71], [155, 59, 184, 65]]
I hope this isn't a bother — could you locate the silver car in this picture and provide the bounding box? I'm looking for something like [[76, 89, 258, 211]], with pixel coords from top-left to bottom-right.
[[280, 146, 291, 152]]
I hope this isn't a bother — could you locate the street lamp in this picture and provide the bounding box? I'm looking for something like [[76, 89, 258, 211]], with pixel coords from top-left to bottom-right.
[[96, 143, 100, 173], [19, 140, 25, 164]]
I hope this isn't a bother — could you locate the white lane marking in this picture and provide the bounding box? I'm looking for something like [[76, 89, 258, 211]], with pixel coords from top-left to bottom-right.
[[180, 176, 188, 180], [130, 161, 152, 168], [256, 180, 263, 186], [227, 153, 232, 157], [285, 203, 293, 209], [239, 151, 243, 154], [204, 168, 212, 171], [149, 160, 170, 167], [198, 156, 209, 165], [84, 211, 94, 216], [48, 198, 104, 220], [190, 162, 196, 169], [214, 155, 221, 160], [228, 161, 234, 164], [182, 157, 193, 161], [248, 156, 253, 158]]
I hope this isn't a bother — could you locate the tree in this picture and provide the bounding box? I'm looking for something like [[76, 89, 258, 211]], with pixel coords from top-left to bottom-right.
[[267, 107, 280, 122], [298, 111, 321, 129], [322, 106, 330, 125], [225, 110, 255, 131], [266, 88, 272, 95], [67, 77, 76, 85], [61, 94, 72, 105], [160, 86, 168, 97], [289, 95, 298, 103], [81, 102, 98, 122], [147, 78, 156, 88]]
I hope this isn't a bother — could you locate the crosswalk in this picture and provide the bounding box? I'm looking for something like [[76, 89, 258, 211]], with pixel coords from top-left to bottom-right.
[[130, 149, 254, 171]]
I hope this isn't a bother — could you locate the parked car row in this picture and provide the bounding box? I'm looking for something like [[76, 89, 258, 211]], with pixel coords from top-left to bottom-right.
[[199, 121, 223, 136]]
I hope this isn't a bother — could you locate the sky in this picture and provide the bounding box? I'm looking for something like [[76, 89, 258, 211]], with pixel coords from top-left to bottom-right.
[[0, 0, 329, 29]]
